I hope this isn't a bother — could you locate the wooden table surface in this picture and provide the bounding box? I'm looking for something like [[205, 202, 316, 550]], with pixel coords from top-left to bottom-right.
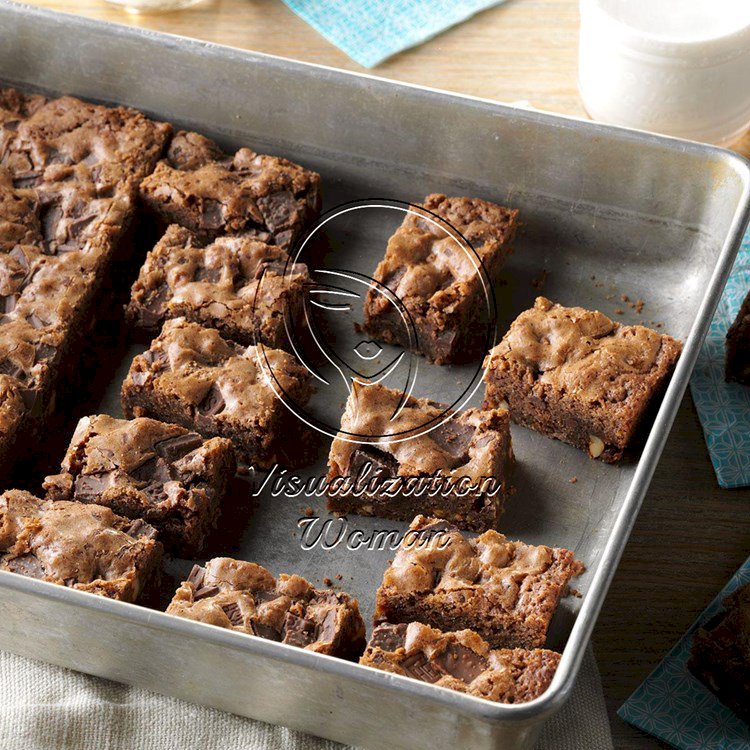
[[19, 0, 750, 747]]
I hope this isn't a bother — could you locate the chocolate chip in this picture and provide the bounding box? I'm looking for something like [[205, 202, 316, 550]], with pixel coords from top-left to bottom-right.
[[131, 456, 172, 487], [4, 554, 44, 579], [186, 564, 205, 589], [74, 471, 116, 501], [429, 419, 475, 463], [400, 652, 446, 684], [12, 173, 41, 189], [349, 446, 398, 483], [141, 348, 169, 370], [201, 199, 225, 230], [314, 608, 338, 644], [0, 358, 25, 379], [197, 385, 225, 416], [383, 266, 406, 291], [253, 589, 282, 605], [256, 191, 297, 233], [154, 433, 204, 463], [193, 584, 220, 601], [68, 214, 96, 239], [0, 295, 17, 314], [126, 518, 158, 541], [40, 203, 62, 244], [193, 266, 222, 284], [221, 601, 244, 626], [255, 260, 307, 279], [35, 343, 56, 363], [250, 620, 281, 641], [282, 612, 316, 648], [370, 623, 408, 653], [26, 314, 45, 329], [434, 643, 488, 684]]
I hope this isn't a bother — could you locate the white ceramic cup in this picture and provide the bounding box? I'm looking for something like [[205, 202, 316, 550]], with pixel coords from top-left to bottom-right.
[[578, 0, 750, 146]]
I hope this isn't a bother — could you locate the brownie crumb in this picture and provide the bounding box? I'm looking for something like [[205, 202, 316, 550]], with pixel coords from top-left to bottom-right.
[[614, 308, 624, 315], [323, 577, 333, 587], [303, 506, 314, 517], [569, 476, 578, 484]]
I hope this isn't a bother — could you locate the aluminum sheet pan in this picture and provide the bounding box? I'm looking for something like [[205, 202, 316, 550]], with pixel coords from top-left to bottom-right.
[[0, 3, 749, 749]]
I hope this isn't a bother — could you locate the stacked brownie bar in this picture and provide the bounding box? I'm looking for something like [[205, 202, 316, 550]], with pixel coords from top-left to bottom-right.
[[375, 515, 583, 649], [167, 557, 366, 660], [43, 415, 236, 556], [363, 193, 518, 364], [0, 88, 171, 478], [327, 381, 514, 531]]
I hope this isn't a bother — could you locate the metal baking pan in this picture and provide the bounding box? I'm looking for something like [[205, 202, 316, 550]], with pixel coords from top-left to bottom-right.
[[1, 2, 749, 748]]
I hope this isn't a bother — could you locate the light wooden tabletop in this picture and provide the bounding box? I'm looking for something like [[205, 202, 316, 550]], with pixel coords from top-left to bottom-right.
[[19, 0, 750, 747]]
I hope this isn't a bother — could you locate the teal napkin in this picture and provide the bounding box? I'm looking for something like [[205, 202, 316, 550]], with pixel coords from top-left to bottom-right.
[[280, 0, 508, 67], [618, 556, 750, 749], [690, 225, 750, 488]]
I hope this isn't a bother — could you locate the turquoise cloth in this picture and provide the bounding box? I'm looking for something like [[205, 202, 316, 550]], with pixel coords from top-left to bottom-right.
[[280, 0, 508, 67], [619, 556, 750, 749], [690, 225, 750, 488]]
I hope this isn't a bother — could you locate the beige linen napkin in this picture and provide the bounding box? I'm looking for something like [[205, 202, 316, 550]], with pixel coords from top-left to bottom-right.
[[0, 646, 612, 750]]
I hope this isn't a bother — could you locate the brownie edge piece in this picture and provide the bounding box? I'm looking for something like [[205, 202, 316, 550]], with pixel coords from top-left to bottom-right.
[[361, 621, 561, 704], [121, 318, 315, 468], [167, 557, 367, 660], [363, 193, 518, 365], [43, 415, 236, 556], [483, 297, 682, 462], [374, 515, 583, 649], [688, 582, 750, 724], [326, 381, 513, 531], [0, 490, 162, 602], [726, 289, 750, 384]]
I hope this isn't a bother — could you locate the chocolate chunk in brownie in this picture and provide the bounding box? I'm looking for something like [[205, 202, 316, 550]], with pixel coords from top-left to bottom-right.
[[483, 297, 682, 462], [121, 318, 316, 468], [166, 557, 366, 660], [361, 621, 561, 703], [326, 381, 513, 531], [139, 130, 321, 250], [688, 582, 750, 723], [0, 489, 162, 602], [125, 224, 309, 348], [375, 515, 583, 649], [362, 194, 518, 365], [726, 289, 750, 385], [43, 414, 235, 556]]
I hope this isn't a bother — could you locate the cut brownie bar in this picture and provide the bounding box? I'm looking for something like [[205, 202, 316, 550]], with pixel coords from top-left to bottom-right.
[[688, 582, 750, 724], [43, 415, 236, 556], [726, 289, 750, 385], [121, 318, 315, 468], [483, 297, 682, 462], [0, 489, 162, 602], [326, 381, 513, 532], [125, 223, 309, 348], [167, 557, 366, 660], [139, 130, 321, 250], [361, 621, 561, 703], [375, 515, 583, 649], [0, 88, 170, 480], [362, 194, 518, 365]]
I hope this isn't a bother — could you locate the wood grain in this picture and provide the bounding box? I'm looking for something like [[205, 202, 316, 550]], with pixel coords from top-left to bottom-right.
[[17, 0, 750, 747]]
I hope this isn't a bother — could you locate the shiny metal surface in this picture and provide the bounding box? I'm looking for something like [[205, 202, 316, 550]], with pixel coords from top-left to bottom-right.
[[0, 2, 749, 748]]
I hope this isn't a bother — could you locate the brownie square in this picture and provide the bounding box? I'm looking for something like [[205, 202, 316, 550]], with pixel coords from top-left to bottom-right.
[[167, 557, 366, 660], [726, 289, 750, 384], [326, 381, 514, 531], [483, 297, 682, 462], [0, 489, 162, 602], [360, 621, 561, 703], [43, 414, 236, 556], [362, 193, 518, 365], [375, 515, 583, 649], [121, 318, 315, 468], [125, 223, 309, 349], [139, 130, 321, 250], [688, 583, 750, 724]]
